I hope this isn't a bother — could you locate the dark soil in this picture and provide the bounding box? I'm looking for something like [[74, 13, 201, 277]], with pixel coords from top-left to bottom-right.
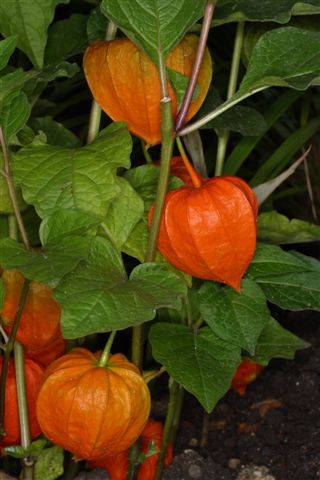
[[162, 309, 320, 480]]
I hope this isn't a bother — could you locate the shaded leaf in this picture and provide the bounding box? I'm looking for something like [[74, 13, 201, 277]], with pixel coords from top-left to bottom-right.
[[45, 14, 88, 64], [214, 0, 320, 26], [29, 117, 81, 148], [101, 0, 206, 65], [0, 36, 17, 71], [0, 0, 71, 68], [199, 279, 270, 354], [12, 123, 131, 219], [149, 323, 241, 412], [258, 211, 320, 244], [249, 317, 310, 365], [55, 236, 187, 338], [247, 243, 320, 310], [1, 91, 31, 140], [87, 6, 108, 42]]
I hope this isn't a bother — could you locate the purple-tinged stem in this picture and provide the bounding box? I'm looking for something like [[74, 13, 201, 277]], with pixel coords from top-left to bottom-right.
[[175, 0, 216, 132]]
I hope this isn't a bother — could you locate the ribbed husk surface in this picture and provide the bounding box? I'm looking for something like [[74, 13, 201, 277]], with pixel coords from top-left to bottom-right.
[[36, 348, 151, 460], [0, 357, 44, 447], [83, 34, 212, 145], [149, 176, 258, 291]]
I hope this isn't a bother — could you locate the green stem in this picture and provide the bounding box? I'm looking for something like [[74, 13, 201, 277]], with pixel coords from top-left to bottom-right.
[[215, 21, 245, 176], [0, 279, 30, 437], [14, 341, 34, 480], [170, 385, 185, 445], [141, 140, 153, 165], [155, 380, 180, 480], [86, 21, 117, 144], [0, 126, 30, 249], [99, 331, 117, 367]]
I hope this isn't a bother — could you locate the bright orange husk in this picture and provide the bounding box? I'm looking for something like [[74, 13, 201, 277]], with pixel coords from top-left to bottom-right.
[[231, 359, 264, 396], [1, 270, 62, 350], [83, 35, 212, 145], [25, 333, 66, 368], [149, 176, 258, 291], [90, 420, 173, 480], [36, 348, 151, 461], [0, 357, 44, 448]]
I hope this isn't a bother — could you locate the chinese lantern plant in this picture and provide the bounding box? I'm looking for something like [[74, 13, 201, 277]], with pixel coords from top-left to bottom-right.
[[36, 341, 151, 461]]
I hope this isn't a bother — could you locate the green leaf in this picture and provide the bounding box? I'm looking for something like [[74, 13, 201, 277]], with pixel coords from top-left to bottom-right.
[[12, 123, 131, 219], [167, 68, 199, 108], [214, 0, 320, 26], [29, 117, 81, 148], [239, 27, 320, 93], [0, 236, 90, 287], [195, 87, 266, 135], [247, 243, 320, 311], [122, 218, 149, 262], [102, 177, 144, 249], [101, 0, 206, 65], [199, 279, 270, 355], [1, 91, 31, 140], [55, 236, 187, 338], [0, 0, 71, 68], [87, 6, 108, 42], [4, 438, 49, 458], [0, 36, 17, 71], [124, 165, 182, 211], [149, 323, 241, 412], [34, 446, 64, 480], [39, 211, 102, 245], [258, 211, 320, 244], [249, 317, 310, 365], [45, 14, 88, 64]]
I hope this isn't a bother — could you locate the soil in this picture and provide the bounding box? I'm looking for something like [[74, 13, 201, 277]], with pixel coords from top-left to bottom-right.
[[161, 309, 320, 480]]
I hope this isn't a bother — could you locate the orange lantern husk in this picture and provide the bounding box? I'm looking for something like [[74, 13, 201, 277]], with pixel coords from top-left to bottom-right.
[[1, 269, 62, 350], [149, 175, 258, 291], [90, 420, 173, 480], [0, 357, 44, 448], [83, 35, 212, 145], [231, 359, 264, 396], [36, 348, 151, 461]]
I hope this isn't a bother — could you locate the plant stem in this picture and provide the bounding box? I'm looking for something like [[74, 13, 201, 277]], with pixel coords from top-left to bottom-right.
[[176, 137, 202, 187], [14, 342, 31, 444], [141, 140, 153, 165], [0, 279, 30, 437], [175, 0, 216, 131], [86, 21, 117, 144], [215, 21, 245, 176], [170, 385, 185, 445], [0, 126, 30, 249], [155, 379, 180, 480], [98, 330, 117, 367], [132, 98, 174, 369]]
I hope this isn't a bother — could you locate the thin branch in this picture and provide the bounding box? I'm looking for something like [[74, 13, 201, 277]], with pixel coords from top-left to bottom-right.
[[0, 126, 30, 250], [175, 0, 216, 132]]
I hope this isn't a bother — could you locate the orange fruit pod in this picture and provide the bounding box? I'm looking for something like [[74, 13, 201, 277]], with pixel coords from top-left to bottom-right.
[[25, 332, 66, 368], [1, 269, 62, 351], [83, 35, 212, 145], [90, 420, 173, 480], [36, 348, 151, 461], [231, 359, 264, 396], [0, 357, 45, 448], [149, 175, 258, 291]]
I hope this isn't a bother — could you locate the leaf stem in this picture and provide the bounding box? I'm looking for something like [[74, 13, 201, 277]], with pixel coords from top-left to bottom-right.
[[215, 21, 245, 176], [141, 140, 153, 165], [155, 379, 180, 480], [0, 126, 30, 250], [86, 21, 117, 144], [99, 330, 117, 367], [176, 137, 202, 187], [178, 87, 267, 136], [175, 0, 216, 132]]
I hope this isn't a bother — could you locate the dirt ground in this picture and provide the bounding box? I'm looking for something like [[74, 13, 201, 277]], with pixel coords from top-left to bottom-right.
[[162, 309, 320, 480]]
